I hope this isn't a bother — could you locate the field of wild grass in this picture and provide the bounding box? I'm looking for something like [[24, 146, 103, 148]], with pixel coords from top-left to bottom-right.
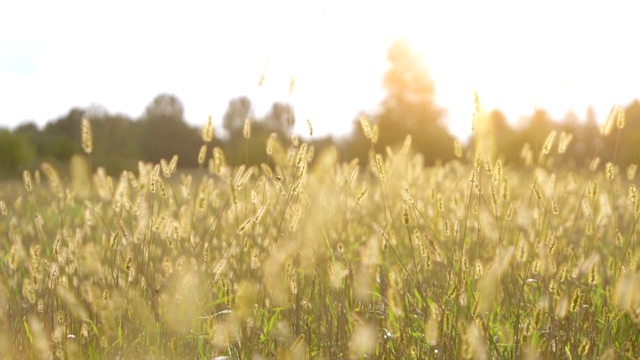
[[0, 116, 639, 359]]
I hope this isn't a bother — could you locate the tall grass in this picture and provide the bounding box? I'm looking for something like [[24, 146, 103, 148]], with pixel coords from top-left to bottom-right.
[[0, 115, 638, 359]]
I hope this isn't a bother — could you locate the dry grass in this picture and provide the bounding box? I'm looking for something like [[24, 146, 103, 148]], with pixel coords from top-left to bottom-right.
[[0, 118, 639, 359]]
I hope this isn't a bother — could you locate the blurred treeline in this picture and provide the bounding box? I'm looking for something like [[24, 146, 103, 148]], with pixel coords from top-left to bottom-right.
[[1, 39, 639, 178]]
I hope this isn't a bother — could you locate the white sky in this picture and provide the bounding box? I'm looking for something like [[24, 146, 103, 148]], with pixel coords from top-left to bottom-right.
[[1, 1, 638, 140]]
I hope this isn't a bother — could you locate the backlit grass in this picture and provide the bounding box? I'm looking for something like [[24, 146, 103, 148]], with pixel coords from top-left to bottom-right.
[[0, 117, 639, 359]]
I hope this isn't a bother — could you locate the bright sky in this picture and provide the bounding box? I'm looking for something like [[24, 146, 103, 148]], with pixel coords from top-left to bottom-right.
[[1, 1, 638, 141]]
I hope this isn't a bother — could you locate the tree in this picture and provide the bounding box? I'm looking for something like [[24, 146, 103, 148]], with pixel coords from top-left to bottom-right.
[[145, 93, 185, 120], [41, 108, 84, 162], [263, 102, 295, 136], [139, 94, 201, 166], [0, 129, 35, 178], [91, 114, 142, 174], [375, 39, 454, 164], [222, 96, 253, 136]]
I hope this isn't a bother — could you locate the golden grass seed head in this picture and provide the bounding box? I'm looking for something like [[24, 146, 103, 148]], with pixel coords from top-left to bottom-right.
[[454, 139, 462, 158], [234, 166, 254, 190], [402, 134, 412, 154], [23, 170, 33, 192], [532, 259, 540, 275], [582, 199, 593, 219], [212, 147, 225, 174], [533, 307, 544, 328], [295, 143, 308, 168], [348, 161, 359, 185], [533, 182, 543, 201], [149, 165, 159, 193], [158, 179, 167, 199], [548, 279, 559, 299], [243, 118, 252, 139], [443, 310, 452, 333], [601, 106, 617, 135], [606, 162, 615, 180], [402, 188, 415, 206], [197, 144, 207, 166], [474, 260, 483, 278], [266, 133, 277, 156], [579, 339, 591, 357], [374, 154, 386, 183], [491, 185, 499, 216], [233, 165, 246, 187], [506, 201, 516, 221], [419, 239, 428, 258], [21, 273, 37, 303], [616, 106, 625, 129], [106, 175, 113, 194], [202, 115, 214, 142], [356, 187, 368, 203], [371, 124, 379, 143], [588, 264, 600, 286], [472, 90, 480, 132], [168, 154, 178, 173], [288, 75, 296, 95], [34, 213, 44, 236], [254, 205, 266, 223], [469, 168, 477, 185], [587, 180, 598, 200], [0, 200, 6, 217], [41, 162, 64, 198], [615, 229, 624, 247], [160, 158, 171, 178], [570, 288, 581, 312], [547, 235, 557, 255], [627, 164, 637, 180], [250, 247, 260, 270], [306, 118, 313, 137], [629, 184, 637, 203], [373, 222, 389, 244], [557, 131, 573, 154], [109, 231, 119, 249], [473, 151, 481, 170], [237, 217, 253, 234], [542, 130, 557, 155], [359, 115, 373, 140], [402, 201, 410, 225], [589, 157, 601, 172], [585, 220, 593, 235], [291, 134, 300, 147], [493, 159, 502, 183], [81, 117, 93, 154], [196, 188, 208, 211], [557, 263, 568, 283]]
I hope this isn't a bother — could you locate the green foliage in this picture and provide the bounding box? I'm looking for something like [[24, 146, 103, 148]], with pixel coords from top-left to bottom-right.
[[138, 93, 203, 168], [0, 129, 35, 177]]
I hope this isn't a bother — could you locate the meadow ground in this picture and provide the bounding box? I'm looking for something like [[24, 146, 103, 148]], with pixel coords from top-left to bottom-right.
[[0, 118, 639, 359]]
